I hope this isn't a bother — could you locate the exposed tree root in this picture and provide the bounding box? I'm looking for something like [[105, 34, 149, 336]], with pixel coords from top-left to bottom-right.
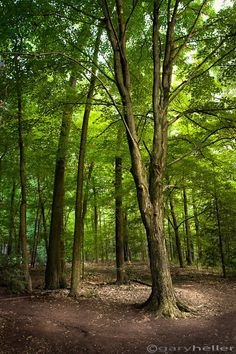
[[134, 293, 195, 318], [176, 298, 196, 314], [131, 278, 151, 287]]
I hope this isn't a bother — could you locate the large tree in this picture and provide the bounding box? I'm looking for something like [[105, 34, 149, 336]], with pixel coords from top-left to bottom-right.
[[98, 0, 235, 316]]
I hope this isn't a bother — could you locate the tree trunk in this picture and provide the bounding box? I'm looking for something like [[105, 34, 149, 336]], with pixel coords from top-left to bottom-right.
[[101, 0, 190, 316], [17, 79, 32, 292], [167, 218, 174, 262], [30, 206, 40, 268], [183, 186, 194, 265], [93, 183, 99, 263], [70, 29, 102, 296], [8, 179, 16, 256], [215, 195, 226, 278], [0, 158, 3, 254], [99, 211, 105, 263], [38, 179, 49, 257], [115, 157, 127, 283], [123, 211, 131, 263], [169, 195, 184, 268], [192, 192, 202, 267], [45, 75, 77, 289]]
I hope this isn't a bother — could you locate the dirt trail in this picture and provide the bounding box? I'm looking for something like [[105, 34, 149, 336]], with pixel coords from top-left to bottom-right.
[[0, 266, 235, 354]]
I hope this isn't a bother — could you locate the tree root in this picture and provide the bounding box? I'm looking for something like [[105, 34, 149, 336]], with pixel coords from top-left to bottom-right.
[[134, 293, 196, 318], [131, 278, 151, 287], [176, 299, 196, 314]]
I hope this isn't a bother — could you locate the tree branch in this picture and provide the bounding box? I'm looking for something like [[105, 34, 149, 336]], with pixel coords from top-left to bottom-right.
[[170, 43, 236, 102], [172, 0, 208, 62]]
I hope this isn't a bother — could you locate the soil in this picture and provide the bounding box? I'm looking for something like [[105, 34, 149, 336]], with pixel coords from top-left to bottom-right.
[[0, 263, 235, 354]]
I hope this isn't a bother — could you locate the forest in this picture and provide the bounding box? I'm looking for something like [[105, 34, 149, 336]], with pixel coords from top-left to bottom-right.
[[0, 0, 236, 353]]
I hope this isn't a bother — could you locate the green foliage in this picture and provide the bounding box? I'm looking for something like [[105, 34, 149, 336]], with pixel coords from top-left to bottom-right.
[[0, 0, 235, 289], [0, 256, 28, 294]]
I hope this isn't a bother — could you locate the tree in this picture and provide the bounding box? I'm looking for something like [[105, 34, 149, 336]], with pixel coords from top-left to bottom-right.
[[16, 58, 32, 292], [183, 185, 194, 265], [98, 0, 236, 316], [98, 0, 191, 316], [45, 75, 77, 289], [168, 191, 184, 268], [70, 27, 102, 296]]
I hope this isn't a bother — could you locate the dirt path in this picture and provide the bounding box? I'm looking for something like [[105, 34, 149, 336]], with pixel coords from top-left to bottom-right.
[[0, 266, 235, 353]]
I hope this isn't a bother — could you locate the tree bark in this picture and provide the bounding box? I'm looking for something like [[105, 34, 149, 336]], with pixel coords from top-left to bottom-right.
[[70, 28, 102, 296], [45, 75, 77, 289]]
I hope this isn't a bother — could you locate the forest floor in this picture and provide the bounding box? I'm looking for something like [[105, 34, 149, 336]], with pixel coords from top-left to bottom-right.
[[0, 263, 235, 354]]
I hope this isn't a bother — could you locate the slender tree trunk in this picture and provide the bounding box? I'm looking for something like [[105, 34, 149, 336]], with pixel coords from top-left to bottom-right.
[[93, 183, 99, 263], [167, 217, 174, 262], [115, 157, 127, 283], [99, 210, 105, 263], [169, 196, 184, 268], [8, 180, 16, 256], [31, 206, 40, 267], [183, 186, 194, 265], [192, 192, 202, 267], [45, 75, 77, 289], [215, 195, 226, 278], [82, 163, 94, 278], [37, 180, 49, 257], [70, 29, 102, 296], [123, 211, 131, 263], [16, 79, 32, 292]]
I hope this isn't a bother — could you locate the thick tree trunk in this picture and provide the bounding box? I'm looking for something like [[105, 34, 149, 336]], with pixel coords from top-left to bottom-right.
[[115, 157, 127, 283], [143, 184, 181, 315], [45, 75, 77, 289], [70, 29, 102, 296], [169, 196, 184, 268], [17, 82, 32, 292]]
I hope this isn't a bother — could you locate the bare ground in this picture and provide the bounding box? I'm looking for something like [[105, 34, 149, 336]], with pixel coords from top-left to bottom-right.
[[0, 263, 235, 354]]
